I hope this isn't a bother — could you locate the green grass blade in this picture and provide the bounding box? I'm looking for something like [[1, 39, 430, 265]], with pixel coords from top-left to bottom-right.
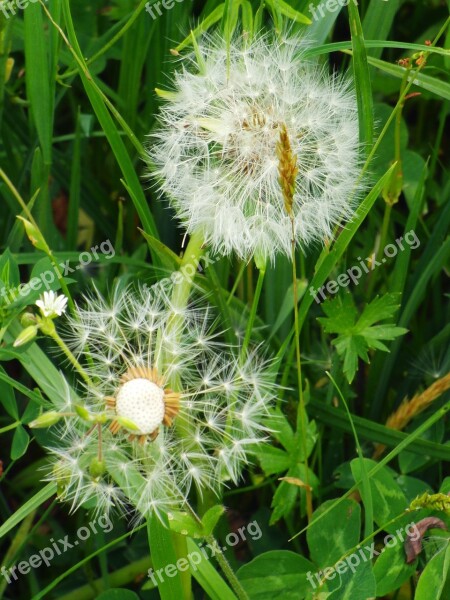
[[348, 0, 374, 152], [327, 372, 373, 538], [147, 516, 186, 600], [0, 483, 56, 539], [362, 0, 400, 59], [24, 2, 53, 165], [297, 164, 397, 329]]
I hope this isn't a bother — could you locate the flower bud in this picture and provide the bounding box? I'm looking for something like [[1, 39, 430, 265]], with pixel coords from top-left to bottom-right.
[[21, 312, 37, 327], [74, 405, 95, 422], [13, 325, 38, 348], [16, 216, 48, 252], [115, 415, 141, 431], [89, 458, 107, 479], [29, 411, 62, 428]]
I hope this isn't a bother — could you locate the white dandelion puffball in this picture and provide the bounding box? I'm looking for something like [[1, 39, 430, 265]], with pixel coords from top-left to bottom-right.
[[43, 284, 277, 520], [149, 32, 362, 261]]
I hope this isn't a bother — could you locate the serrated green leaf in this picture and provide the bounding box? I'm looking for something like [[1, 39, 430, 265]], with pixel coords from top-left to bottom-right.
[[318, 294, 407, 383], [256, 445, 291, 476]]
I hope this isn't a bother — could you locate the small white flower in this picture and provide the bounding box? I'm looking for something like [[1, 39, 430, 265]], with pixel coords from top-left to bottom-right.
[[42, 284, 277, 520], [148, 32, 362, 261], [36, 291, 68, 318]]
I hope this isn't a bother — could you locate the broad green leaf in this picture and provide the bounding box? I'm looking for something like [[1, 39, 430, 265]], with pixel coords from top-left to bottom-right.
[[373, 542, 417, 596], [270, 465, 318, 525], [265, 408, 296, 453], [11, 425, 30, 460], [307, 499, 361, 568], [202, 505, 226, 536], [415, 543, 450, 600], [237, 550, 314, 600], [167, 507, 224, 539], [351, 459, 407, 526], [328, 559, 376, 600]]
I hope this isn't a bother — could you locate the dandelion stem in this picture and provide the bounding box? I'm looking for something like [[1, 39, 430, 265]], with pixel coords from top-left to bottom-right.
[[205, 535, 250, 600], [241, 264, 266, 356], [291, 228, 313, 522], [277, 122, 313, 521], [152, 230, 205, 600]]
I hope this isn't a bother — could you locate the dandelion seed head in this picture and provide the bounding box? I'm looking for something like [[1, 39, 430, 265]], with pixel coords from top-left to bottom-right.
[[148, 32, 362, 261], [116, 378, 166, 435], [42, 283, 277, 522]]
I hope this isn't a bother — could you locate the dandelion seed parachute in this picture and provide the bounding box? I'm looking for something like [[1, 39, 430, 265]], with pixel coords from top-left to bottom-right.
[[43, 284, 277, 521], [148, 31, 362, 261]]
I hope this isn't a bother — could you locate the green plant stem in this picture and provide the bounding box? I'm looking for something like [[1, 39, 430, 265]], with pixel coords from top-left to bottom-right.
[[151, 231, 205, 600], [241, 264, 265, 356], [170, 231, 205, 316], [0, 167, 74, 311], [0, 421, 20, 434], [367, 202, 392, 297], [206, 535, 249, 600], [291, 233, 313, 522]]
